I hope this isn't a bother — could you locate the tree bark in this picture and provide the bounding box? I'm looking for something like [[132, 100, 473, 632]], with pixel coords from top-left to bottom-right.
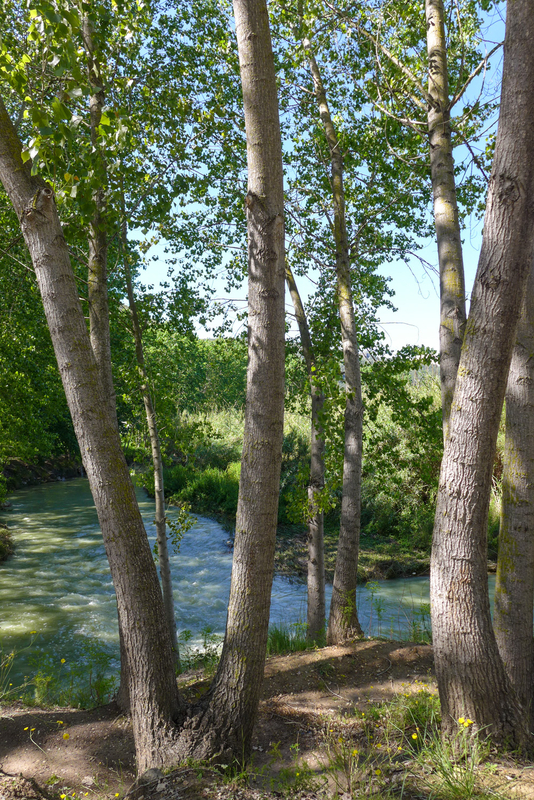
[[285, 262, 326, 642], [430, 0, 534, 746], [168, 0, 285, 764], [121, 209, 180, 668], [494, 263, 534, 725], [425, 0, 467, 439], [0, 96, 183, 773], [303, 39, 363, 644]]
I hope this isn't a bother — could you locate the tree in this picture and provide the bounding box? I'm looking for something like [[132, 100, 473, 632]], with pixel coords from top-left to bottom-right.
[[430, 0, 534, 745], [121, 201, 180, 668], [424, 0, 466, 435], [273, 0, 434, 642], [334, 0, 497, 436], [301, 37, 364, 643], [285, 261, 326, 641], [0, 0, 285, 769], [171, 0, 286, 761], [81, 13, 116, 423], [493, 266, 534, 725], [0, 96, 183, 772]]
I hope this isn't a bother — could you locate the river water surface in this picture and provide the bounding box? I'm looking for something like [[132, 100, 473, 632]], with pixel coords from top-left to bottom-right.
[[1, 478, 436, 688]]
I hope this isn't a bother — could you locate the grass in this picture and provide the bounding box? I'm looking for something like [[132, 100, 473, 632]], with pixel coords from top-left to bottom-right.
[[266, 621, 316, 655], [1, 639, 118, 710], [245, 689, 512, 799], [3, 632, 524, 800]]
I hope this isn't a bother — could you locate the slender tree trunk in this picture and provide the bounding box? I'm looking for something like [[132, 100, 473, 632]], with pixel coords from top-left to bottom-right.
[[82, 17, 116, 422], [494, 263, 534, 726], [430, 0, 534, 746], [121, 209, 180, 668], [285, 263, 325, 642], [0, 97, 183, 773], [304, 39, 363, 644], [425, 0, 466, 438]]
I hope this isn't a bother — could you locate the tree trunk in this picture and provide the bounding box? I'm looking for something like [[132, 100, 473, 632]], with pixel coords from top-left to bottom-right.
[[82, 17, 116, 423], [425, 0, 467, 438], [121, 210, 180, 668], [429, 0, 534, 746], [168, 0, 285, 764], [285, 262, 326, 642], [494, 263, 534, 725], [0, 96, 183, 773], [303, 39, 363, 644]]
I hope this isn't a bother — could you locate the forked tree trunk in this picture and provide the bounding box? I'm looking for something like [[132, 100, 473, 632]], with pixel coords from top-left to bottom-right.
[[425, 0, 466, 438], [303, 38, 363, 644], [285, 263, 326, 642], [430, 0, 534, 746], [0, 97, 183, 773], [494, 263, 534, 725], [121, 212, 180, 668]]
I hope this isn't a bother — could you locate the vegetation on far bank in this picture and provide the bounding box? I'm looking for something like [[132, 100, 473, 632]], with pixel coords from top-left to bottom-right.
[[0, 524, 13, 562]]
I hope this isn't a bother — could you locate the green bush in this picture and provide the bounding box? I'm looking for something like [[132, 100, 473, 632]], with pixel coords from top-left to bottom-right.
[[169, 462, 241, 518]]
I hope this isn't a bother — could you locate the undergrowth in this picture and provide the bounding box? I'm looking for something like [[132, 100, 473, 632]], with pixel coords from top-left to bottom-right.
[[244, 689, 511, 799]]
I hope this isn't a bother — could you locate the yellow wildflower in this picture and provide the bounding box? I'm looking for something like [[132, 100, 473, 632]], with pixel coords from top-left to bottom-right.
[[60, 658, 66, 664], [63, 732, 70, 740], [412, 733, 418, 740], [458, 717, 465, 725]]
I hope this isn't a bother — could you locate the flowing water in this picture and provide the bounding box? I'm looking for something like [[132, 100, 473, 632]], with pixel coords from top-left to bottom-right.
[[0, 478, 446, 693]]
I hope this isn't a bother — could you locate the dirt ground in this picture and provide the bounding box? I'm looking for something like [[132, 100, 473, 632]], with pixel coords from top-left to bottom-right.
[[1, 640, 533, 800]]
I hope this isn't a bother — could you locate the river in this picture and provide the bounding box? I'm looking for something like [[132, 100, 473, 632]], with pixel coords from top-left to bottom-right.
[[0, 478, 437, 693]]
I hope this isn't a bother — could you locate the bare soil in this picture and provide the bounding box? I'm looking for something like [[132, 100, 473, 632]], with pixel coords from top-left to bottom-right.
[[1, 640, 533, 800]]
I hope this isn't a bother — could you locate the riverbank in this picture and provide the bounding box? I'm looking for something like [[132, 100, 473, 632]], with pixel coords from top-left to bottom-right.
[[1, 639, 532, 800], [274, 524, 431, 583], [2, 455, 82, 493]]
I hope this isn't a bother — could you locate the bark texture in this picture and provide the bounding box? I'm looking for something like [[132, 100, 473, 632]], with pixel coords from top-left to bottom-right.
[[303, 39, 363, 644], [425, 0, 466, 438], [170, 0, 285, 763], [430, 0, 534, 746], [0, 96, 183, 773], [286, 263, 326, 642], [494, 263, 534, 724]]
